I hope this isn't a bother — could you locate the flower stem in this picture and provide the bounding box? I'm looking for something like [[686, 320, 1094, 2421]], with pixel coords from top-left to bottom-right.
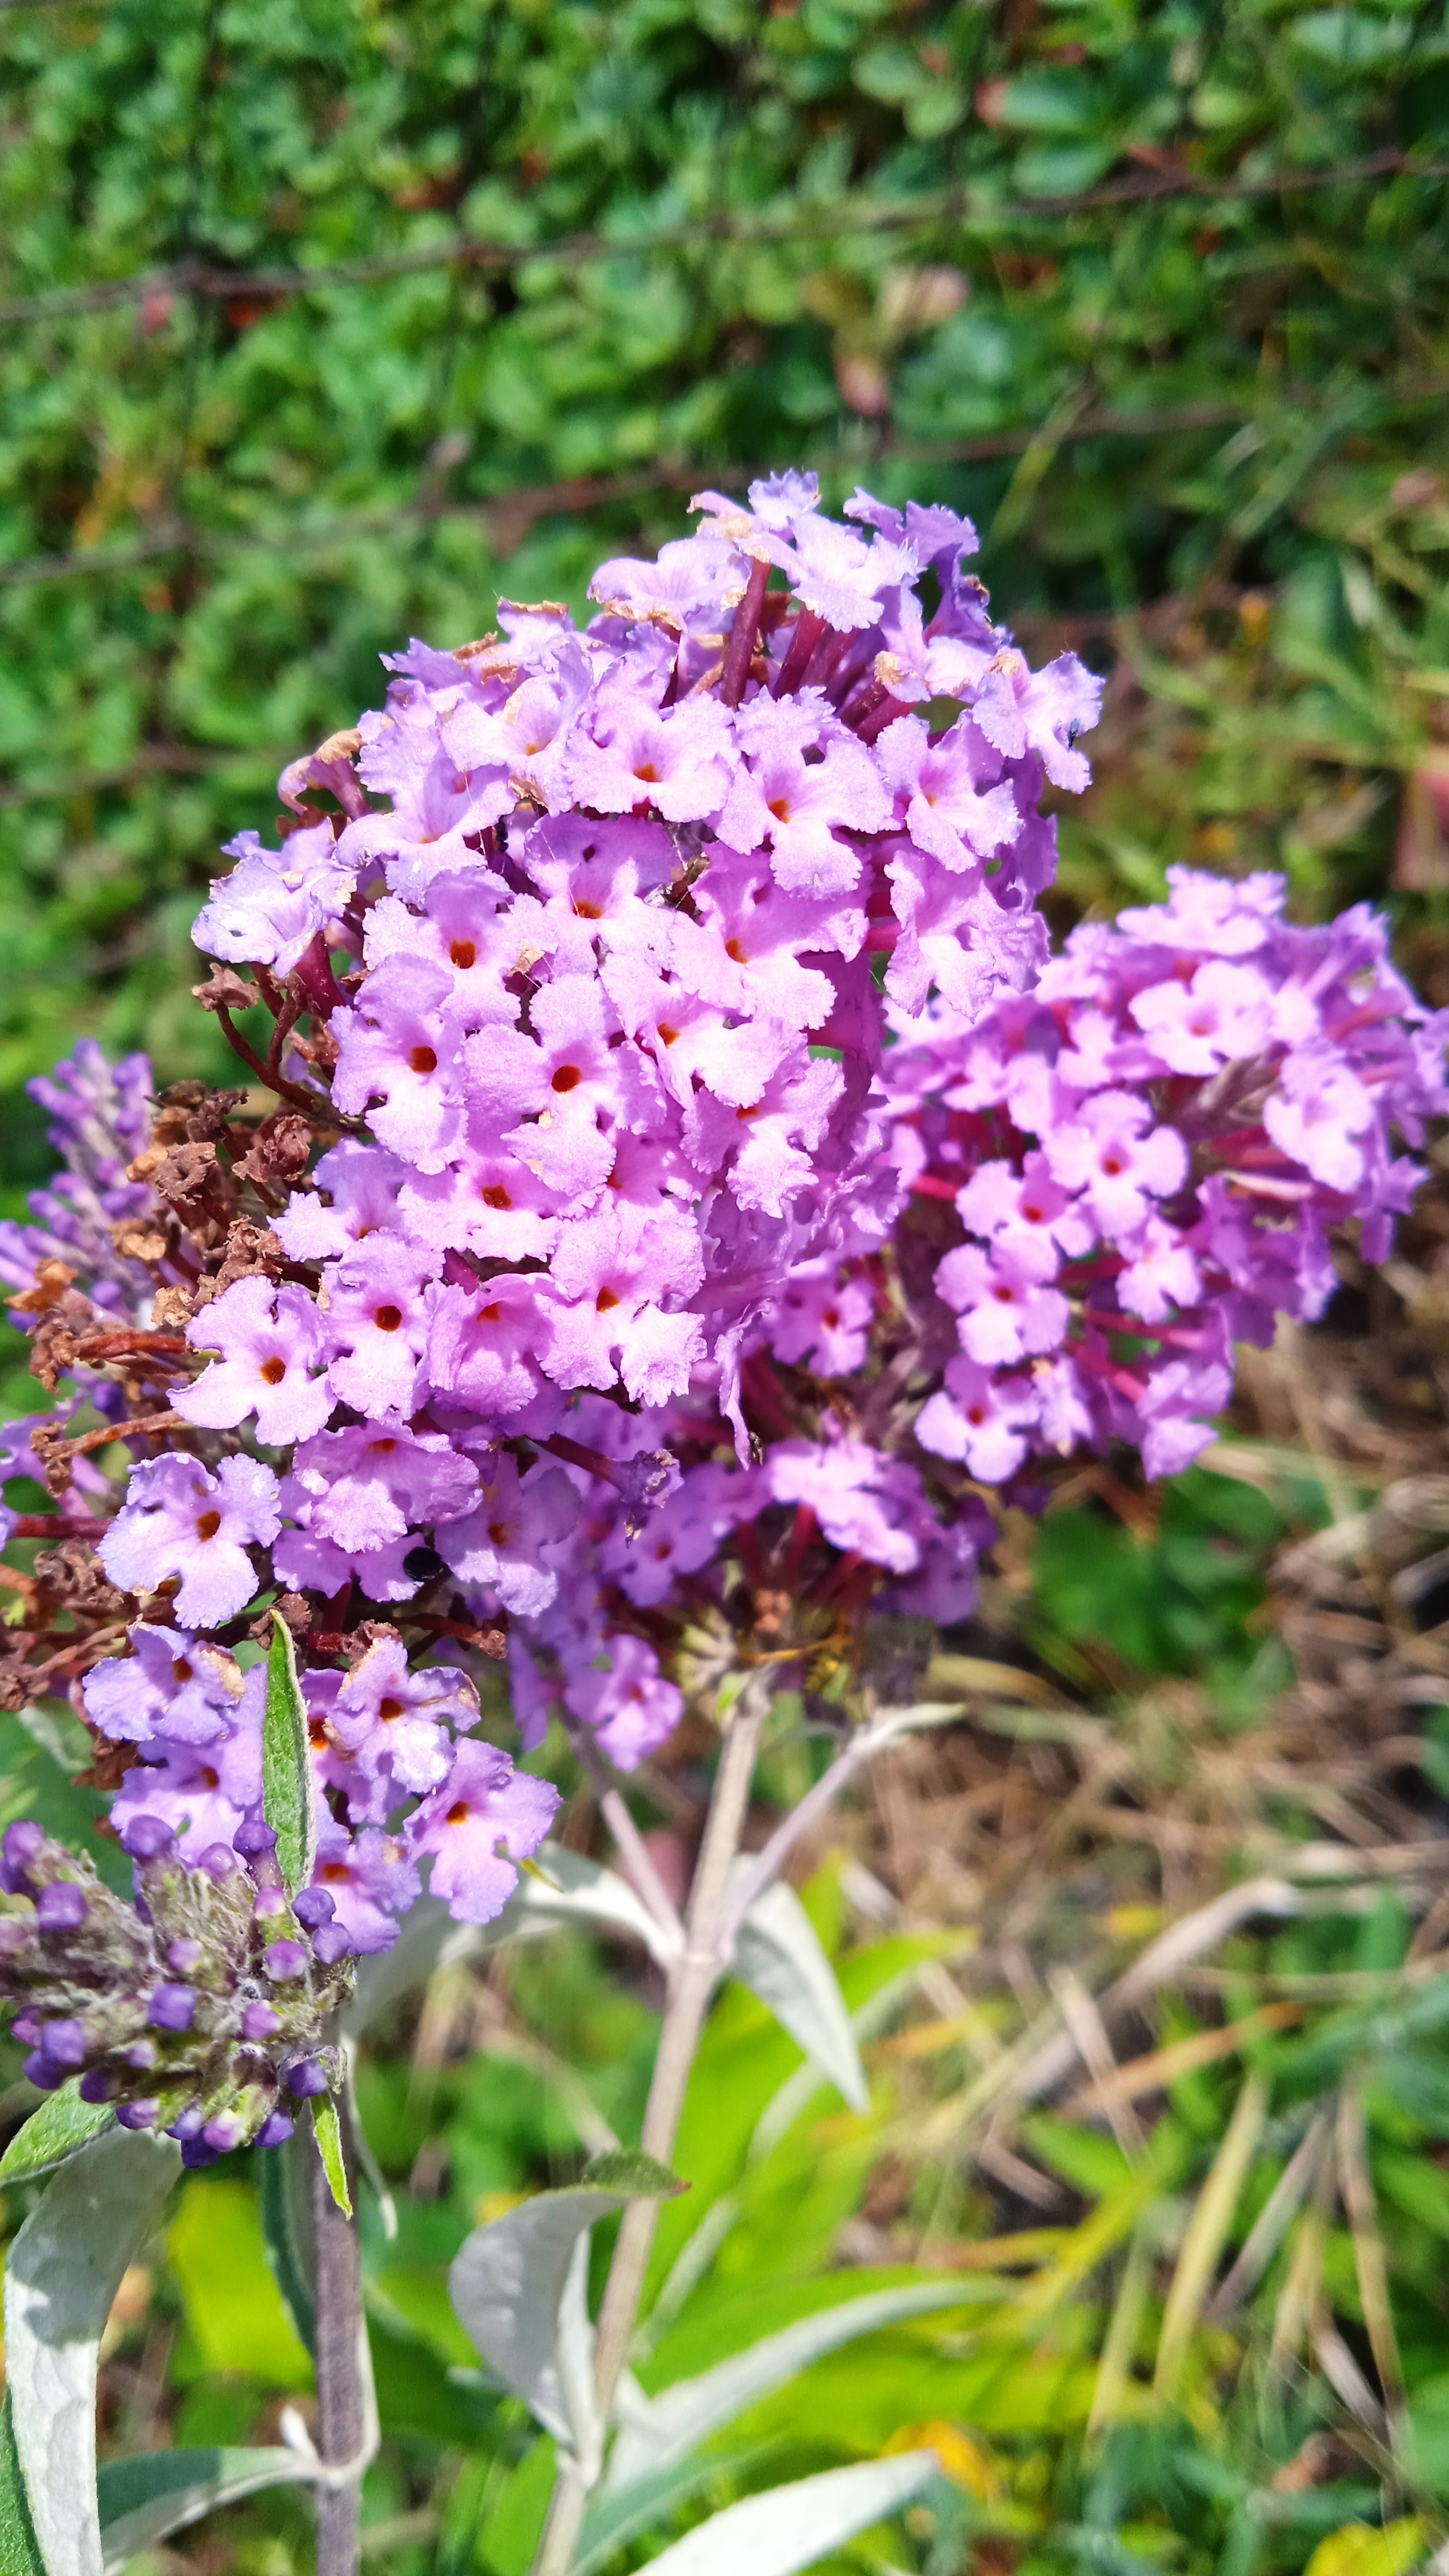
[[531, 1678, 768, 2576], [311, 2126, 365, 2576]]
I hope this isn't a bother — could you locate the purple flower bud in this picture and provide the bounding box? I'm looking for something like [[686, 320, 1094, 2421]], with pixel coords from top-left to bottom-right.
[[284, 2058, 328, 2098], [1, 1821, 43, 1894], [23, 2052, 64, 2092], [265, 1941, 308, 1982], [166, 1938, 203, 1974], [235, 1820, 278, 1859], [255, 2110, 294, 2149], [292, 1887, 335, 1928], [125, 2038, 158, 2070], [116, 2099, 159, 2130], [180, 2137, 221, 2168], [242, 2000, 281, 2040], [79, 2067, 119, 2103], [120, 1814, 175, 1862], [168, 2104, 205, 2140], [36, 1883, 88, 1934], [148, 1984, 196, 2034], [202, 2113, 242, 2152], [38, 2017, 87, 2070], [195, 1844, 239, 1881], [253, 1885, 288, 1920], [0, 1919, 32, 1960], [311, 1924, 353, 1966], [11, 2011, 40, 2046]]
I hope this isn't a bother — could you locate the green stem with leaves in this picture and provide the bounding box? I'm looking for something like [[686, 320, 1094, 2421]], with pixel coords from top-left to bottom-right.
[[531, 1677, 768, 2576]]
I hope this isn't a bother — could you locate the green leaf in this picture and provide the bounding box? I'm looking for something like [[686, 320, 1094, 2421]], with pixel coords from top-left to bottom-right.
[[0, 2401, 45, 2576], [258, 2128, 316, 2355], [0, 2083, 114, 2186], [620, 2451, 942, 2576], [263, 1612, 316, 1899], [449, 2161, 689, 2475], [601, 2282, 970, 2500], [169, 2176, 313, 2387], [97, 2449, 314, 2572], [4, 2128, 180, 2576], [579, 2150, 683, 2197], [730, 1878, 869, 2114], [311, 2096, 352, 2218]]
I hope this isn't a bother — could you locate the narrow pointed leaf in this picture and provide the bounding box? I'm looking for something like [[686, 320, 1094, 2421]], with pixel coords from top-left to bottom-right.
[[311, 2096, 352, 2217], [0, 2400, 44, 2576], [730, 1877, 869, 2112], [623, 2451, 940, 2576], [577, 2449, 773, 2576], [449, 2165, 683, 2460], [258, 2124, 316, 2352], [5, 2127, 180, 2576], [263, 1612, 316, 1898], [98, 2449, 313, 2571], [0, 2083, 113, 2185], [604, 2282, 966, 2494]]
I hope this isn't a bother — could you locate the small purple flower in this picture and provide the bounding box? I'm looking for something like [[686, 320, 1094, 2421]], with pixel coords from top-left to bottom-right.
[[406, 1740, 559, 1925], [83, 1625, 241, 1748], [177, 1278, 335, 1445], [284, 2057, 329, 2097], [99, 1453, 280, 1628], [265, 1941, 308, 1982]]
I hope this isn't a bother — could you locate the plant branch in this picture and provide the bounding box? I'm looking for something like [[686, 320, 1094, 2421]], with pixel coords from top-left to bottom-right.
[[565, 1718, 687, 1953], [311, 2120, 366, 2576], [531, 1676, 768, 2576]]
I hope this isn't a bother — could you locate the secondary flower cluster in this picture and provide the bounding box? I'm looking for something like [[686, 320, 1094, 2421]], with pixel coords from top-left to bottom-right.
[[0, 1818, 356, 2165], [887, 867, 1449, 1484]]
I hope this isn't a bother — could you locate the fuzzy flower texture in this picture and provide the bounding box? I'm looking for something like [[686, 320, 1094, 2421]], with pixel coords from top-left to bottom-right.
[[0, 471, 1443, 2161]]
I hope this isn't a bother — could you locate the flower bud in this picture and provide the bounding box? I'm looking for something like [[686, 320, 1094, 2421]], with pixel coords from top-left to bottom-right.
[[36, 1883, 88, 1934], [292, 1888, 335, 1928], [284, 2057, 328, 2098], [311, 1924, 353, 1966], [1, 1821, 43, 1894], [147, 1983, 196, 2034], [255, 2110, 294, 2149], [234, 1820, 278, 1859], [195, 1844, 239, 1881], [11, 2011, 40, 2045], [202, 2111, 243, 2153], [38, 2016, 87, 2070], [264, 1940, 308, 1982], [180, 2137, 221, 2169], [116, 2099, 159, 2130], [253, 1885, 288, 1921], [166, 1938, 203, 1974], [125, 2038, 158, 2069], [120, 1815, 175, 1862], [242, 2000, 281, 2040], [79, 2067, 119, 2103]]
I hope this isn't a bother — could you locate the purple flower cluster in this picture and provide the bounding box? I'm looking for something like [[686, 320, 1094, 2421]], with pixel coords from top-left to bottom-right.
[[0, 470, 1441, 2062], [84, 1622, 558, 1936], [888, 867, 1449, 1482]]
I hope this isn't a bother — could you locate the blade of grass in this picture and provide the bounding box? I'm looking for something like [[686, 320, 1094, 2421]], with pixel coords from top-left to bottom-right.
[[1154, 2070, 1269, 2405], [1205, 2110, 1330, 2322], [1270, 2130, 1337, 2372], [1064, 2004, 1304, 2121], [1087, 2211, 1158, 2442], [1049, 1969, 1146, 2158], [1337, 2088, 1405, 2442]]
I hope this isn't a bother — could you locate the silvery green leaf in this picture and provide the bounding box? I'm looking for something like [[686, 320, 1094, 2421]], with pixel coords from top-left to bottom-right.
[[263, 1612, 316, 1898], [0, 2084, 113, 2186], [576, 2449, 770, 2576], [621, 2451, 940, 2576], [0, 2399, 44, 2576], [5, 2128, 180, 2576], [604, 2282, 966, 2495], [729, 1876, 869, 2113], [97, 2449, 311, 2571], [449, 2163, 682, 2477]]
